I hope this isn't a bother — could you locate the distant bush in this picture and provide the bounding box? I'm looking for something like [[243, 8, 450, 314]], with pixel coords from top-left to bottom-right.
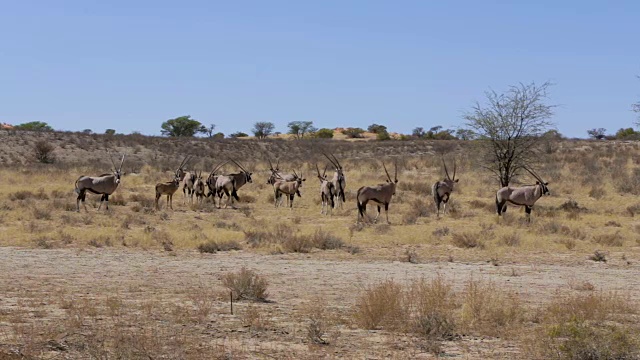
[[342, 127, 365, 139], [222, 267, 269, 301], [229, 132, 248, 138], [315, 128, 334, 139], [33, 140, 56, 163]]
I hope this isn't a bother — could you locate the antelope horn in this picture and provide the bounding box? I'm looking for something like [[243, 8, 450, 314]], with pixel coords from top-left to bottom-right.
[[267, 158, 275, 171], [452, 159, 457, 181], [119, 154, 126, 172], [210, 160, 228, 176], [316, 164, 322, 179], [442, 157, 451, 180], [524, 166, 543, 183], [331, 153, 342, 169], [275, 159, 280, 170], [107, 150, 117, 171], [178, 155, 189, 170], [395, 160, 398, 182], [382, 163, 392, 183], [229, 158, 247, 173], [323, 165, 327, 178], [323, 153, 339, 169]]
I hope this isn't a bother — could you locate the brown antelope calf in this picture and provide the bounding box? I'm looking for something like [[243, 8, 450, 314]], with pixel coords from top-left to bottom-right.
[[155, 174, 181, 210]]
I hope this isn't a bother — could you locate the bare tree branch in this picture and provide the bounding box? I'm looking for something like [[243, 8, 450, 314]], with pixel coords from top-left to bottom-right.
[[464, 81, 556, 187]]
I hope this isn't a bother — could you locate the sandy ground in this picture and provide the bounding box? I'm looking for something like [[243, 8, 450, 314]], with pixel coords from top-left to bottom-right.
[[1, 247, 638, 359]]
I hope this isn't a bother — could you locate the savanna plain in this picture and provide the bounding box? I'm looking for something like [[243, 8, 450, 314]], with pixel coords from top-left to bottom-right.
[[2, 131, 640, 359]]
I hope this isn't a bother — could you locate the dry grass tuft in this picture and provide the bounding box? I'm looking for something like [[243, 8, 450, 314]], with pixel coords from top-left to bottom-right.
[[222, 267, 269, 302], [592, 231, 624, 247], [589, 250, 608, 262], [451, 232, 485, 249], [197, 239, 242, 253], [353, 279, 405, 330]]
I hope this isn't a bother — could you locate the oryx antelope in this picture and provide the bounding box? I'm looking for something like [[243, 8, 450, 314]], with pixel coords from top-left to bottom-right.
[[316, 164, 335, 215], [266, 157, 302, 197], [432, 158, 459, 217], [356, 162, 398, 224], [496, 167, 550, 222], [272, 170, 306, 209], [215, 159, 253, 208], [155, 173, 181, 210], [193, 171, 206, 206], [205, 161, 228, 205], [74, 153, 126, 212], [179, 156, 198, 204], [323, 153, 346, 208]]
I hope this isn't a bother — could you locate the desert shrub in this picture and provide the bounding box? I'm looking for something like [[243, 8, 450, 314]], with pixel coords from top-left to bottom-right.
[[539, 220, 571, 235], [589, 250, 607, 262], [592, 231, 624, 247], [432, 227, 450, 238], [214, 221, 242, 231], [314, 128, 334, 139], [33, 236, 55, 249], [9, 190, 34, 201], [109, 194, 127, 206], [33, 140, 56, 163], [404, 248, 420, 264], [398, 181, 431, 194], [342, 127, 365, 138], [311, 229, 345, 250], [588, 185, 606, 199], [353, 279, 405, 330], [32, 207, 52, 220], [451, 232, 485, 249], [501, 232, 521, 247], [281, 234, 313, 253], [198, 239, 242, 253], [460, 279, 525, 337], [410, 276, 458, 340], [222, 267, 269, 302], [628, 203, 640, 217]]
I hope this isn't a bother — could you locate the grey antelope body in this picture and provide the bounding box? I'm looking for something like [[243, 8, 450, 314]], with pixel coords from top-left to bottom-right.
[[324, 153, 346, 208], [75, 153, 125, 212], [215, 159, 253, 208], [156, 156, 190, 210], [316, 164, 335, 215], [180, 156, 197, 204], [266, 158, 302, 197], [356, 162, 398, 224], [205, 161, 228, 206], [193, 171, 206, 206], [496, 167, 550, 222], [272, 170, 306, 209], [432, 158, 459, 217]]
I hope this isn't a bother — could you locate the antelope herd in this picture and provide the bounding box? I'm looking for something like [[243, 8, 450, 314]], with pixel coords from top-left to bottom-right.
[[75, 151, 551, 224]]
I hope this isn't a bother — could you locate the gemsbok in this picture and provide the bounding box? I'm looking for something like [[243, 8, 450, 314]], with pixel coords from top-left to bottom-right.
[[193, 171, 206, 207], [272, 170, 306, 209], [496, 167, 550, 222], [323, 153, 346, 208], [74, 152, 126, 212], [215, 159, 253, 208], [356, 161, 398, 224], [316, 164, 335, 215], [266, 157, 301, 197], [432, 157, 459, 217], [179, 156, 197, 204], [205, 161, 228, 205], [155, 173, 181, 210]]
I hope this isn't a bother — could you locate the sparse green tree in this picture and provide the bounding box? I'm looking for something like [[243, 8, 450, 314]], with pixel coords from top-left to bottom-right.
[[342, 127, 365, 139], [82, 129, 92, 134], [230, 132, 249, 138], [455, 129, 476, 140], [252, 122, 275, 139], [412, 127, 426, 138], [315, 128, 334, 139], [615, 128, 639, 140], [212, 132, 225, 140], [376, 129, 391, 141], [587, 128, 607, 140], [367, 124, 388, 134], [204, 124, 217, 138], [105, 129, 116, 135], [160, 116, 206, 137], [464, 81, 556, 187], [287, 121, 317, 139], [14, 121, 53, 132]]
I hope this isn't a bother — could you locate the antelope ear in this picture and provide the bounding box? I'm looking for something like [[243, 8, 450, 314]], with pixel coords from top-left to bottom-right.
[[455, 179, 459, 183], [545, 182, 549, 185], [536, 181, 540, 184]]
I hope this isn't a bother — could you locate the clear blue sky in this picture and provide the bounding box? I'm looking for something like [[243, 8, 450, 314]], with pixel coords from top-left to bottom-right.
[[1, 1, 639, 138]]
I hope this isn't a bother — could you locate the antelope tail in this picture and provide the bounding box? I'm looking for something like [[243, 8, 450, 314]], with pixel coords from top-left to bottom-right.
[[432, 183, 441, 206], [74, 176, 84, 194], [356, 186, 365, 218]]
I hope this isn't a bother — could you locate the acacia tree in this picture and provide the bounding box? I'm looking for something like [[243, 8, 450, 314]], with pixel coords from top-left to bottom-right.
[[252, 122, 275, 139], [287, 121, 317, 139], [161, 116, 206, 137], [464, 81, 556, 187], [14, 121, 53, 131], [204, 124, 217, 138], [587, 128, 607, 140]]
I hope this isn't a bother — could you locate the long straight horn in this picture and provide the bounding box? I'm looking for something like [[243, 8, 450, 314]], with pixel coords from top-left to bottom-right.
[[442, 157, 451, 180], [119, 154, 126, 171], [229, 158, 248, 173], [524, 166, 543, 183], [394, 160, 398, 182], [331, 154, 342, 169], [452, 159, 457, 181], [382, 163, 392, 183], [323, 153, 338, 169], [323, 165, 327, 178], [275, 158, 280, 170], [267, 158, 275, 171], [210, 160, 228, 176], [178, 155, 189, 170], [107, 150, 117, 171], [316, 164, 322, 179]]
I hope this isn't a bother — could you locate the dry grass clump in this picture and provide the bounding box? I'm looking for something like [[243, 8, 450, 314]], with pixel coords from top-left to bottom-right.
[[627, 203, 640, 217], [538, 220, 571, 235], [588, 185, 606, 199], [353, 279, 405, 330], [222, 267, 269, 302], [451, 232, 485, 249], [592, 231, 624, 247], [501, 232, 521, 247], [529, 292, 639, 359], [311, 229, 345, 250], [197, 239, 242, 253], [589, 250, 608, 262]]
